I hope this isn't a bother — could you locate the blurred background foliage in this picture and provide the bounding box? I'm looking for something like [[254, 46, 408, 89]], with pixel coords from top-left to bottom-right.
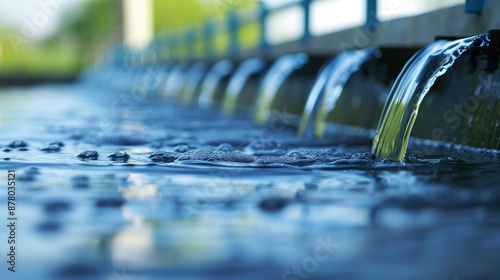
[[0, 0, 258, 77]]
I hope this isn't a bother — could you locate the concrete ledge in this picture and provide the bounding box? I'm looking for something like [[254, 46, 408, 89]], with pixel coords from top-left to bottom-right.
[[244, 0, 500, 58]]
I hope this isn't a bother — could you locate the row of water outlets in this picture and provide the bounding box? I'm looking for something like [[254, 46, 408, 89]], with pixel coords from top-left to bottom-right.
[[84, 30, 500, 161]]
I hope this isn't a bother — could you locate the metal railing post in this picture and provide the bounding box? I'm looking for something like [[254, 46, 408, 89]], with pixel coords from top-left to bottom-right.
[[169, 34, 178, 59], [228, 11, 240, 56], [184, 27, 196, 58], [260, 2, 269, 50], [465, 0, 486, 14], [365, 0, 378, 32], [302, 0, 312, 43], [204, 20, 216, 58]]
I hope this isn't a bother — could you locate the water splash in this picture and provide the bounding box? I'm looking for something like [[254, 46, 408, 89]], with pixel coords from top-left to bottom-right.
[[373, 34, 489, 161], [253, 53, 309, 124], [222, 57, 266, 114], [298, 48, 380, 137], [177, 61, 209, 104], [198, 60, 234, 109]]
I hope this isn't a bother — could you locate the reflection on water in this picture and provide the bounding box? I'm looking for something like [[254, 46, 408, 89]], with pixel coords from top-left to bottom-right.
[[0, 85, 499, 280]]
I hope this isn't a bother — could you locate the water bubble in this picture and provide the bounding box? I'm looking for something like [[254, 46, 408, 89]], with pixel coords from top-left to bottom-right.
[[44, 201, 71, 213], [95, 197, 125, 208], [177, 148, 254, 163], [331, 159, 371, 165], [37, 221, 62, 233], [71, 175, 90, 189], [108, 151, 130, 162], [99, 135, 149, 146], [174, 144, 189, 153], [149, 151, 178, 163], [3, 148, 12, 152], [249, 139, 284, 151], [18, 147, 29, 151], [150, 141, 163, 149], [70, 131, 85, 140], [55, 263, 103, 278], [49, 141, 65, 147], [40, 144, 61, 153], [77, 150, 99, 160], [253, 149, 287, 156], [8, 140, 28, 148], [18, 167, 41, 182], [256, 155, 316, 166], [381, 158, 392, 164], [351, 152, 376, 159], [217, 143, 235, 152], [438, 157, 462, 164], [258, 197, 289, 212], [285, 150, 308, 158], [304, 182, 318, 190]]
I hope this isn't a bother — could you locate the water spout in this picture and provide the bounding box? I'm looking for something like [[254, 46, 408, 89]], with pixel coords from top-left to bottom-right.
[[160, 62, 191, 99], [177, 62, 209, 104], [298, 48, 380, 138], [222, 57, 266, 114], [198, 60, 234, 109], [253, 53, 309, 124], [372, 33, 490, 161]]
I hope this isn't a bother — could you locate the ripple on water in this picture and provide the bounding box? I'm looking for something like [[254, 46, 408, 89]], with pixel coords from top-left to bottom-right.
[[95, 197, 125, 208], [249, 139, 285, 151], [44, 201, 72, 214], [98, 135, 150, 146], [253, 149, 287, 156], [258, 197, 289, 212], [18, 167, 41, 182], [37, 221, 62, 233], [177, 148, 255, 163], [49, 141, 65, 147], [54, 263, 103, 278], [71, 175, 90, 189]]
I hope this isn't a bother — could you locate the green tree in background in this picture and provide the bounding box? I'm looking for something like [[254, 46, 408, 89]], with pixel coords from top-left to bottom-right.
[[0, 0, 259, 77]]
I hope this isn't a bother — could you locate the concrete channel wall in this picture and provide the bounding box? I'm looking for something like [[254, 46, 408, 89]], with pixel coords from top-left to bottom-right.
[[253, 0, 500, 57], [110, 1, 500, 153], [254, 1, 500, 151]]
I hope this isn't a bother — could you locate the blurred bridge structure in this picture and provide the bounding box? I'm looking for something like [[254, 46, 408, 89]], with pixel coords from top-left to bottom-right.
[[110, 0, 499, 64]]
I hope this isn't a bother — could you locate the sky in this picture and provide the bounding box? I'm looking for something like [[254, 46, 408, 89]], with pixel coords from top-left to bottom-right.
[[0, 0, 86, 40]]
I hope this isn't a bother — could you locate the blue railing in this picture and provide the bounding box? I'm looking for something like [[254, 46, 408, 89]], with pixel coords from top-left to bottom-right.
[[115, 0, 484, 63], [141, 0, 378, 61]]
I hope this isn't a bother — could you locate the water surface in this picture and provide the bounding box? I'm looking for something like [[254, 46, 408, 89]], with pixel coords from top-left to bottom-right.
[[0, 85, 499, 280]]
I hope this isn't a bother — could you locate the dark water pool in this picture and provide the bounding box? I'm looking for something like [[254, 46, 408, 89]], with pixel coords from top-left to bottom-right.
[[1, 85, 499, 280]]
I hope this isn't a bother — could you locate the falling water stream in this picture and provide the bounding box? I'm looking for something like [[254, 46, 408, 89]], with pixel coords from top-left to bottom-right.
[[299, 48, 380, 138], [253, 53, 309, 123], [198, 60, 234, 109], [178, 62, 209, 104], [2, 34, 500, 280], [222, 57, 266, 114], [160, 61, 191, 99], [373, 34, 490, 161]]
